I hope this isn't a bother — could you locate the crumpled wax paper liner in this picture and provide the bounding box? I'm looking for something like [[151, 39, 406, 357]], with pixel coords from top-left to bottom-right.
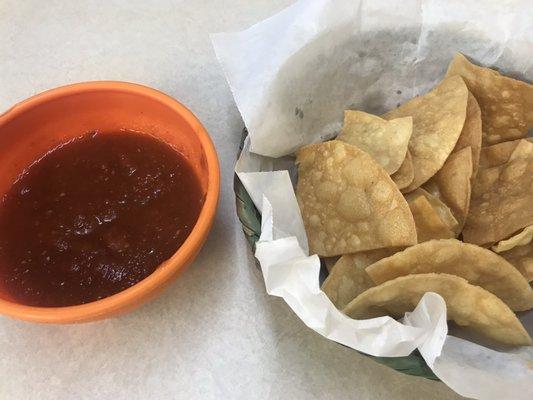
[[212, 0, 533, 398]]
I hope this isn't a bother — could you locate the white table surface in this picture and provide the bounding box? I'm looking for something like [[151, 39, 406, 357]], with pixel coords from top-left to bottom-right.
[[0, 1, 463, 399]]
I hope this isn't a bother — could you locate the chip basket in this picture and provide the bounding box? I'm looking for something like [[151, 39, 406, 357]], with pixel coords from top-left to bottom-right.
[[234, 129, 438, 380]]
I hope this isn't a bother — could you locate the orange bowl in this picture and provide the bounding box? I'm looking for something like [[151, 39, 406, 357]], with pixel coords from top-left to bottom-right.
[[0, 82, 220, 323]]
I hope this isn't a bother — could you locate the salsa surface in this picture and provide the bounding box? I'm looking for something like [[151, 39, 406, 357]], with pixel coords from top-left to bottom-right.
[[0, 132, 204, 307]]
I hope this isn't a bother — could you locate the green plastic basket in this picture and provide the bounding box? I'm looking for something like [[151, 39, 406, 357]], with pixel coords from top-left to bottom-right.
[[234, 129, 438, 380]]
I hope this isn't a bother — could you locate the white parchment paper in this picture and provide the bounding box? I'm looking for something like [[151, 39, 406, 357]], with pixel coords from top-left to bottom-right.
[[212, 0, 533, 398]]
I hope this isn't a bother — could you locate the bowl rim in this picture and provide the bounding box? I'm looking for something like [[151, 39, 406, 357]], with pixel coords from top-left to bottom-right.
[[0, 81, 220, 323]]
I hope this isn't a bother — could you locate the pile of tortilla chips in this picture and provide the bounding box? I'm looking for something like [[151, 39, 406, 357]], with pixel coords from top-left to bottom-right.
[[295, 53, 533, 347]]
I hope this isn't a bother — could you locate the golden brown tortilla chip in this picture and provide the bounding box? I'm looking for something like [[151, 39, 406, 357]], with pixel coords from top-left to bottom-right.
[[296, 140, 417, 256], [492, 225, 533, 253], [365, 239, 533, 311], [423, 147, 473, 231], [508, 138, 533, 161], [338, 111, 412, 174], [391, 150, 414, 190], [322, 248, 399, 309], [495, 225, 533, 282], [499, 243, 533, 282], [383, 76, 468, 191], [452, 92, 482, 177], [405, 188, 459, 234], [479, 139, 522, 169], [343, 273, 532, 346], [445, 53, 533, 145], [463, 149, 533, 245], [406, 195, 455, 242]]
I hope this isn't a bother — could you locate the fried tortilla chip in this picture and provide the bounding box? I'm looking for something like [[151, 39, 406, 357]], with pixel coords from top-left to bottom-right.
[[383, 76, 468, 191], [478, 138, 533, 170], [500, 243, 533, 282], [492, 225, 533, 253], [445, 53, 533, 145], [405, 188, 459, 234], [321, 248, 399, 309], [452, 92, 482, 177], [343, 273, 532, 346], [338, 111, 412, 174], [406, 195, 454, 242], [296, 141, 417, 256], [508, 137, 533, 161], [479, 139, 522, 169], [463, 149, 533, 245], [423, 147, 473, 231], [365, 239, 533, 311], [391, 150, 414, 190]]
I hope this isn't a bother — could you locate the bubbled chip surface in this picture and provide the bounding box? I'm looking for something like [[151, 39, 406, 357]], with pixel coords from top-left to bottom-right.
[[295, 140, 417, 257], [383, 75, 468, 192], [463, 140, 533, 245], [337, 111, 412, 174], [446, 53, 533, 145], [365, 239, 533, 312], [343, 273, 532, 346]]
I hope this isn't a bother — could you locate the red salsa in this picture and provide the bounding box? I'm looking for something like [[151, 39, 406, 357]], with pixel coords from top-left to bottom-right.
[[0, 132, 204, 307]]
